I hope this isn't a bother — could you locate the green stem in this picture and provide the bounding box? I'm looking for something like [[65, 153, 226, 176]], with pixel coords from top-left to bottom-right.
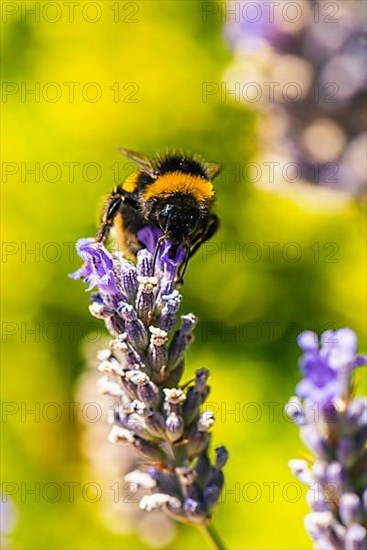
[[203, 523, 226, 550]]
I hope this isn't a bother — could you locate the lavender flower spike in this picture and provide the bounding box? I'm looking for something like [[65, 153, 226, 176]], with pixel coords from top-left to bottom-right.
[[288, 328, 367, 549], [71, 227, 228, 548]]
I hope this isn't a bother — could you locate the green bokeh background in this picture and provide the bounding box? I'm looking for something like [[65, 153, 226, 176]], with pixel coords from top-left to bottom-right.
[[1, 1, 366, 549]]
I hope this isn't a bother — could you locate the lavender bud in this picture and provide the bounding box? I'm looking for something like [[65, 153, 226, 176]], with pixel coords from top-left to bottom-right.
[[195, 368, 210, 391], [137, 249, 153, 277], [119, 373, 140, 401], [97, 359, 124, 376], [205, 468, 225, 509], [214, 446, 229, 470], [346, 398, 367, 428], [183, 389, 202, 425], [345, 524, 367, 550], [285, 396, 306, 425], [164, 360, 185, 388], [146, 467, 180, 496], [181, 313, 198, 333], [165, 412, 184, 442], [124, 470, 156, 490], [97, 376, 123, 397], [363, 489, 367, 516], [136, 276, 157, 324], [198, 411, 215, 432], [340, 493, 363, 527], [137, 381, 160, 408], [312, 461, 328, 485], [144, 411, 166, 439], [163, 387, 186, 407], [337, 436, 358, 467], [96, 348, 113, 361], [175, 467, 197, 486], [289, 459, 313, 486], [306, 488, 330, 513], [157, 290, 182, 333], [89, 302, 114, 318], [300, 425, 329, 459], [121, 399, 146, 415], [183, 370, 211, 424], [119, 304, 148, 350], [115, 410, 145, 436], [186, 427, 210, 459], [168, 314, 197, 370], [133, 436, 166, 463], [204, 484, 221, 510], [139, 493, 180, 512], [298, 331, 319, 352], [304, 512, 334, 541], [121, 263, 138, 301], [328, 522, 347, 549], [110, 333, 144, 369], [183, 498, 206, 524], [176, 468, 204, 511], [125, 371, 160, 408], [326, 462, 346, 491], [108, 425, 134, 444], [148, 326, 168, 374], [105, 314, 125, 336], [196, 452, 211, 484], [321, 403, 340, 425]]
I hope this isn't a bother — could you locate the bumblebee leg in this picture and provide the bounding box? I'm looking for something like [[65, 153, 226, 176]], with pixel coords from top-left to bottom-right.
[[188, 214, 219, 259], [151, 235, 165, 275], [176, 246, 190, 284], [96, 186, 139, 244]]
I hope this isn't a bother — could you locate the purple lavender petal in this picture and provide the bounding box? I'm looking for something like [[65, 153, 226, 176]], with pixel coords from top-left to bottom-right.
[[137, 226, 163, 256], [137, 225, 186, 280], [354, 355, 367, 368], [296, 328, 362, 405], [297, 331, 319, 352], [70, 238, 119, 295]]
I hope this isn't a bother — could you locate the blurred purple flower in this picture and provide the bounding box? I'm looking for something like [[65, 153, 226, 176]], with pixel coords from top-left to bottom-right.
[[296, 329, 367, 406], [224, 0, 294, 52], [288, 328, 367, 549], [224, 0, 367, 195]]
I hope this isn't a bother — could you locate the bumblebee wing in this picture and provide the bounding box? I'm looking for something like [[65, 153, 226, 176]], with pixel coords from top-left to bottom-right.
[[205, 161, 222, 179], [118, 147, 156, 177]]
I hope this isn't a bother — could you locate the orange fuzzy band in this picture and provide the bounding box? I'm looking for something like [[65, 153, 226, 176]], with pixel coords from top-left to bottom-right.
[[123, 172, 139, 193], [143, 172, 214, 203]]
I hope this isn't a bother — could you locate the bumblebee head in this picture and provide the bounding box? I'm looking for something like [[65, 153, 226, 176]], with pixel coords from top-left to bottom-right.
[[154, 202, 201, 245]]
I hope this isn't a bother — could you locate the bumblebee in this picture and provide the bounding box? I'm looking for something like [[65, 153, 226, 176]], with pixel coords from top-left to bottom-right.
[[97, 148, 221, 280]]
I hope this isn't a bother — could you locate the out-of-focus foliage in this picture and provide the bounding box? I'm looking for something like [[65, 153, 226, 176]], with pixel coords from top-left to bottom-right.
[[1, 1, 366, 549]]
